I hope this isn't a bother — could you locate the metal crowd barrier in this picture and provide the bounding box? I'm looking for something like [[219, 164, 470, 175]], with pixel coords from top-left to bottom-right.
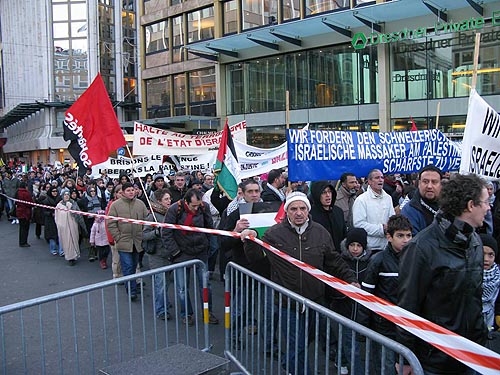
[[0, 260, 210, 375], [224, 262, 424, 375]]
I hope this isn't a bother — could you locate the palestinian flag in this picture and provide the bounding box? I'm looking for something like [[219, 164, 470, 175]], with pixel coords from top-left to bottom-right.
[[214, 119, 240, 199], [239, 201, 284, 237]]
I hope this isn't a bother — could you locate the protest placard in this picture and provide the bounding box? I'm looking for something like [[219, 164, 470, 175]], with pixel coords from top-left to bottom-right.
[[460, 89, 500, 179], [288, 129, 461, 181]]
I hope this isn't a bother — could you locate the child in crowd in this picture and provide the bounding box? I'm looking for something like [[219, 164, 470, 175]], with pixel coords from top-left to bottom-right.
[[357, 214, 412, 375], [330, 227, 370, 375], [90, 210, 110, 269], [479, 233, 500, 332]]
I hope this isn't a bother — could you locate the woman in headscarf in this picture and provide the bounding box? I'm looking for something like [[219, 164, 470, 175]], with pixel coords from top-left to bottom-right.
[[55, 190, 87, 266], [39, 186, 63, 256], [78, 186, 102, 261]]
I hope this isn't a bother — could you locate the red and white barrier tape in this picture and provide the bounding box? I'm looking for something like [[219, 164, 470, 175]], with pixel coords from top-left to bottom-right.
[[6, 194, 500, 373]]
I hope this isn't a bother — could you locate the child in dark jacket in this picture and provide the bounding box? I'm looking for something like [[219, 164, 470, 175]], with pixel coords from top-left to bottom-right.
[[329, 227, 370, 375], [357, 214, 412, 375]]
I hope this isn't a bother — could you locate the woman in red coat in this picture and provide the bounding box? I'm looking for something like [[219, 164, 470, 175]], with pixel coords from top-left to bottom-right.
[[16, 181, 33, 247]]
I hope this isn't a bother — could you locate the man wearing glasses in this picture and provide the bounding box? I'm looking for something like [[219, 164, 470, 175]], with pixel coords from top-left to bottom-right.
[[398, 173, 489, 375]]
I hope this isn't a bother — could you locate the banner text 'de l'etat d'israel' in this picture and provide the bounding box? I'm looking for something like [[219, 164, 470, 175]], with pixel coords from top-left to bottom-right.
[[287, 129, 461, 181]]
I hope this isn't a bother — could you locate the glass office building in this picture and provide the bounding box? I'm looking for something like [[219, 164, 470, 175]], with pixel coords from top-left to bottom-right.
[[0, 0, 139, 165], [141, 0, 500, 147]]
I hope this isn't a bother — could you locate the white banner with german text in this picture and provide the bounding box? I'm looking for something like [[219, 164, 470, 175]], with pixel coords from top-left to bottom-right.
[[460, 89, 500, 178]]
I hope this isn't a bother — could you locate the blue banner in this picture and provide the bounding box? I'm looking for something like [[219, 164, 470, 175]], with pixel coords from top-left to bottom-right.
[[287, 129, 461, 181]]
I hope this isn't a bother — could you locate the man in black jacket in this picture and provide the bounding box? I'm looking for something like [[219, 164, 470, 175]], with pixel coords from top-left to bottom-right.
[[161, 188, 218, 325], [398, 173, 489, 375], [261, 169, 285, 202], [310, 180, 346, 253]]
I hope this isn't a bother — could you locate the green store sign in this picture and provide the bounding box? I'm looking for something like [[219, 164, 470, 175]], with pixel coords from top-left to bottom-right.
[[351, 10, 500, 49]]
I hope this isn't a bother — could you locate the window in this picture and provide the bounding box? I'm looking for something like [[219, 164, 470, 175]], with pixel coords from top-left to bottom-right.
[[242, 0, 278, 30], [189, 68, 216, 116], [173, 73, 186, 115], [223, 0, 238, 34], [390, 27, 500, 101], [145, 20, 168, 54], [187, 7, 214, 43], [283, 0, 300, 21], [305, 0, 349, 16], [172, 15, 184, 63], [146, 77, 171, 118], [226, 44, 378, 115]]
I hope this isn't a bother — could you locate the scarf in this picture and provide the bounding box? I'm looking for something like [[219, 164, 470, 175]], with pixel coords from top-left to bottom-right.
[[419, 193, 439, 226], [288, 217, 309, 235], [267, 183, 285, 201], [181, 201, 196, 235], [483, 263, 500, 306], [436, 212, 474, 246]]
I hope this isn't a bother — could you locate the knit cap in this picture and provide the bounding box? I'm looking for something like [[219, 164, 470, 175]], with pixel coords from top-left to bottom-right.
[[346, 228, 368, 249]]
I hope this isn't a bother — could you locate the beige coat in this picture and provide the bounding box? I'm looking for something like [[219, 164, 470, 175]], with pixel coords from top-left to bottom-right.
[[55, 200, 81, 261], [106, 197, 149, 252]]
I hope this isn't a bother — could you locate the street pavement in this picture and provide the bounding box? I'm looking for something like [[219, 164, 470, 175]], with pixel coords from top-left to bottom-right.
[[0, 216, 229, 373]]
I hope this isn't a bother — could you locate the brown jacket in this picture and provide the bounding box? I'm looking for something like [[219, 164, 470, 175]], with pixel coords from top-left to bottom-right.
[[244, 218, 356, 303]]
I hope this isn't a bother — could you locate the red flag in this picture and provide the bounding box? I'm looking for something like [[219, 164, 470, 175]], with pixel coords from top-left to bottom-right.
[[274, 202, 286, 224], [410, 116, 418, 131], [63, 73, 126, 170]]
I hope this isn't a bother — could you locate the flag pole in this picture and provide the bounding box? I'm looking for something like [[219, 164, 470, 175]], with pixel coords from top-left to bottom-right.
[[435, 101, 441, 130], [285, 90, 291, 192], [125, 143, 158, 222], [471, 33, 481, 91]]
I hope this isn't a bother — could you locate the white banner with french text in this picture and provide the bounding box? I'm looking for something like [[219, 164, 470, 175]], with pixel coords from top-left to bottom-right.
[[92, 155, 163, 178], [132, 121, 247, 155]]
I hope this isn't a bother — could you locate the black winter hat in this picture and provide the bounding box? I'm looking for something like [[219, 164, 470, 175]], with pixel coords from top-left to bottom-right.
[[346, 228, 368, 250], [480, 233, 498, 257]]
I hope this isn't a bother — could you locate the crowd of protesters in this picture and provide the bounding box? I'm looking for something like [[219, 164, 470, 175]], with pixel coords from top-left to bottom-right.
[[1, 162, 499, 374]]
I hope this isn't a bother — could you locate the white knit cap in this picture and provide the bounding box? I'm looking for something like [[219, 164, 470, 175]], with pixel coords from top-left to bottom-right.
[[284, 191, 311, 211]]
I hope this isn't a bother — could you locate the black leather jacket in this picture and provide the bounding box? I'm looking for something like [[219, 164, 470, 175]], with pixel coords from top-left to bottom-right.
[[398, 213, 487, 374]]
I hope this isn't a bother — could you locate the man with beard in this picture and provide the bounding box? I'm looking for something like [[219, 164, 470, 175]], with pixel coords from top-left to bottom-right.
[[352, 169, 395, 253], [335, 172, 358, 231], [401, 165, 442, 235], [261, 169, 286, 202], [310, 181, 346, 253]]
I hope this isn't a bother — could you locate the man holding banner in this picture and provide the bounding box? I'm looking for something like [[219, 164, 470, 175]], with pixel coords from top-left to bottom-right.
[[398, 173, 489, 375]]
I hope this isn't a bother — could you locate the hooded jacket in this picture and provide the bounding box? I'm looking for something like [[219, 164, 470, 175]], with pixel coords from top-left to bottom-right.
[[309, 181, 346, 253], [329, 239, 371, 320]]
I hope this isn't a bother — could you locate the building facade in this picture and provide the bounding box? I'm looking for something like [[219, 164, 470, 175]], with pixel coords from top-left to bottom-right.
[[141, 0, 500, 147], [0, 0, 140, 166]]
